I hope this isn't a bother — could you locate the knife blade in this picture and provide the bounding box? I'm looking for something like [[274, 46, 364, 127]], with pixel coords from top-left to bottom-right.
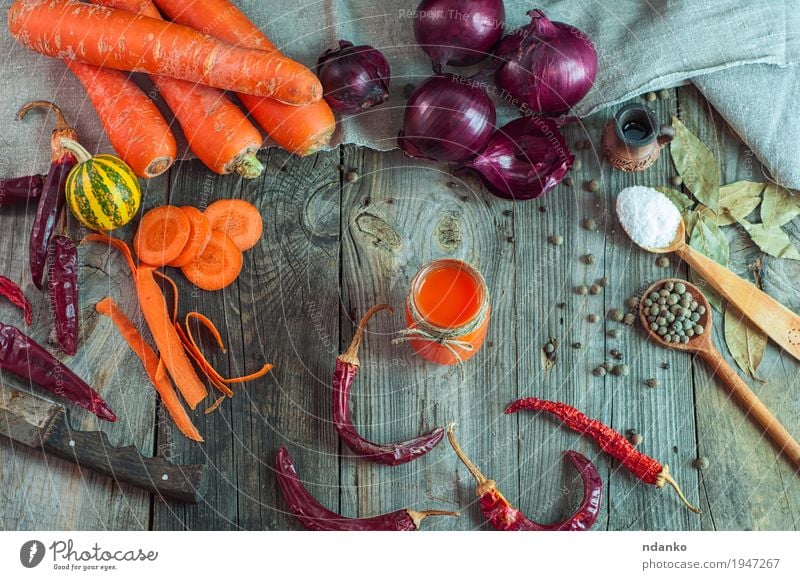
[[0, 386, 207, 503]]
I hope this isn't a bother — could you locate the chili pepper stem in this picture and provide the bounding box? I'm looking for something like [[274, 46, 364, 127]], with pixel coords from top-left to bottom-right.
[[17, 100, 70, 130], [405, 509, 461, 529], [59, 138, 93, 164], [338, 303, 393, 366], [447, 424, 509, 499], [656, 465, 701, 514]]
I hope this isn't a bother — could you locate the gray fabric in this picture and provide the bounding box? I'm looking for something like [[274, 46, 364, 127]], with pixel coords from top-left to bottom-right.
[[1, 0, 798, 189]]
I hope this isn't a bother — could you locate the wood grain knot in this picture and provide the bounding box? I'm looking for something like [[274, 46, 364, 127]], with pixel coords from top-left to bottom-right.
[[354, 211, 402, 251], [434, 213, 462, 251]]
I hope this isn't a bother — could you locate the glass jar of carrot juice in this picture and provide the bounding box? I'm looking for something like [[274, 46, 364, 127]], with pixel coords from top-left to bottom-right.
[[395, 259, 490, 365]]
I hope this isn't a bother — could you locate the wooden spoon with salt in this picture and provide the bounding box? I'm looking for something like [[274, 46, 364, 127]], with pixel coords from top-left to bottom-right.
[[639, 278, 800, 468], [621, 211, 800, 364]]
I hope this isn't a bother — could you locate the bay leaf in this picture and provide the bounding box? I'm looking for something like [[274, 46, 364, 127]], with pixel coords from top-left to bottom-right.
[[716, 181, 765, 226], [655, 186, 694, 212], [683, 208, 700, 238], [724, 304, 767, 378], [670, 116, 721, 212], [736, 218, 800, 261], [761, 183, 800, 228], [688, 214, 729, 310]]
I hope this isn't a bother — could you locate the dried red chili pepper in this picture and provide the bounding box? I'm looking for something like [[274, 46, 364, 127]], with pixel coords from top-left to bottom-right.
[[334, 304, 444, 465], [0, 322, 115, 421], [0, 276, 33, 325], [506, 397, 700, 513], [17, 101, 78, 290], [275, 446, 457, 530], [0, 174, 44, 208], [48, 235, 79, 355], [447, 425, 602, 531]]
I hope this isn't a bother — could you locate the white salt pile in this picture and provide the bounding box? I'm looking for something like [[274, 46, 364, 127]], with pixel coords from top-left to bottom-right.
[[615, 186, 681, 249]]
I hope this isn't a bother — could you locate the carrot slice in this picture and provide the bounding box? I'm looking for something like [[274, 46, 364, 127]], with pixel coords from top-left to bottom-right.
[[96, 297, 202, 442], [204, 199, 263, 252], [168, 207, 212, 268], [137, 266, 208, 408], [82, 232, 138, 276], [134, 206, 191, 267], [181, 230, 243, 291]]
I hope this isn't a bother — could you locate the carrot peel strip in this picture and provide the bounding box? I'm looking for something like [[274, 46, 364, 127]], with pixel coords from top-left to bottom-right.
[[222, 363, 273, 384], [205, 395, 226, 415], [175, 322, 234, 397], [153, 270, 180, 324], [81, 233, 138, 277], [95, 296, 202, 442], [186, 311, 226, 352]]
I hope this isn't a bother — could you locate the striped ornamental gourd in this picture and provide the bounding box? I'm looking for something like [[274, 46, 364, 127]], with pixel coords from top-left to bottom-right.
[[62, 138, 141, 231]]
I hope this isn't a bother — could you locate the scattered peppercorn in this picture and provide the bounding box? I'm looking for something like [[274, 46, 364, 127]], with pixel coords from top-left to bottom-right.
[[626, 296, 640, 309], [612, 364, 630, 376], [645, 91, 657, 102], [589, 284, 602, 295], [571, 342, 583, 349], [670, 175, 683, 187], [582, 217, 598, 231], [608, 308, 624, 322], [644, 378, 658, 389], [564, 177, 574, 187], [574, 140, 585, 150], [575, 285, 588, 296], [601, 361, 614, 372], [548, 234, 563, 246], [586, 179, 600, 192], [631, 433, 644, 446], [539, 205, 547, 213], [656, 256, 670, 268], [573, 159, 583, 170], [610, 348, 623, 360], [623, 312, 636, 326], [693, 457, 709, 470], [345, 170, 359, 183], [597, 277, 609, 287], [587, 314, 599, 323], [583, 254, 596, 265], [658, 89, 670, 100], [660, 361, 670, 370], [592, 366, 607, 377], [607, 329, 621, 338]]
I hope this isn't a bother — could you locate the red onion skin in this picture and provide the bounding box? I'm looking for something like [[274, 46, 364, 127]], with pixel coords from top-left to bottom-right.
[[317, 40, 391, 115], [495, 10, 597, 115], [413, 0, 505, 69], [465, 115, 574, 201], [399, 73, 496, 162]]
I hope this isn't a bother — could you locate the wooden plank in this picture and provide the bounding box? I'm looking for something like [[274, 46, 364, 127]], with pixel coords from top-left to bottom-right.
[[678, 86, 799, 531], [0, 173, 167, 530], [152, 149, 342, 530], [338, 146, 517, 530]]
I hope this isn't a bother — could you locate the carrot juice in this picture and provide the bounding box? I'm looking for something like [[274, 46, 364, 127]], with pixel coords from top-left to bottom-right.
[[401, 259, 490, 365]]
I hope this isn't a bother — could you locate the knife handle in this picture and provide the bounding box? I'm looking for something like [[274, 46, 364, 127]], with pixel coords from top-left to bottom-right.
[[41, 410, 207, 503]]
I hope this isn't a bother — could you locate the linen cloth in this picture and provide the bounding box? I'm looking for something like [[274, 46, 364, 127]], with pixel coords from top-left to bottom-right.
[[1, 0, 798, 188]]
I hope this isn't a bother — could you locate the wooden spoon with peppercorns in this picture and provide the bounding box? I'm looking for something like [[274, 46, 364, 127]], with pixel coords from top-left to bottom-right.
[[639, 278, 800, 468]]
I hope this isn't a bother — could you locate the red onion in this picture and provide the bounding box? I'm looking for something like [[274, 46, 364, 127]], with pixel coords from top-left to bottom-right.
[[463, 116, 574, 201], [495, 10, 597, 115], [317, 40, 391, 115], [413, 0, 505, 69], [399, 73, 496, 162]]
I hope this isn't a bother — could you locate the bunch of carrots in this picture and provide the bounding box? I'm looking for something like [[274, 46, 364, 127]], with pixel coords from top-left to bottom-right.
[[88, 199, 270, 442], [8, 0, 335, 179]]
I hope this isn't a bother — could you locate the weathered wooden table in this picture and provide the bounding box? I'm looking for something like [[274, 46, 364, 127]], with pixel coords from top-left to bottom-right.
[[1, 86, 798, 531]]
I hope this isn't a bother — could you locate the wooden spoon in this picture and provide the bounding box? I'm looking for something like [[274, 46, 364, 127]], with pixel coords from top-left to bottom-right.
[[620, 210, 800, 363], [639, 279, 800, 468]]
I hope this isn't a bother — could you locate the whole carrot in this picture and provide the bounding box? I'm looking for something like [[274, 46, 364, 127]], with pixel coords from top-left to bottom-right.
[[66, 62, 176, 178], [155, 0, 335, 156], [8, 0, 322, 105], [90, 0, 264, 178]]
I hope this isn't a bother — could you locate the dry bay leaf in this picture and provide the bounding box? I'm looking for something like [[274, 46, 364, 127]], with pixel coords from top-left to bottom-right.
[[716, 181, 764, 226], [761, 183, 800, 228], [671, 116, 721, 212], [724, 304, 767, 378], [736, 219, 800, 260], [655, 186, 694, 212], [688, 214, 729, 310]]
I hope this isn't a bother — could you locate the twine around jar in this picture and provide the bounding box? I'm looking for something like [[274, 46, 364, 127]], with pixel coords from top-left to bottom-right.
[[392, 276, 490, 365]]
